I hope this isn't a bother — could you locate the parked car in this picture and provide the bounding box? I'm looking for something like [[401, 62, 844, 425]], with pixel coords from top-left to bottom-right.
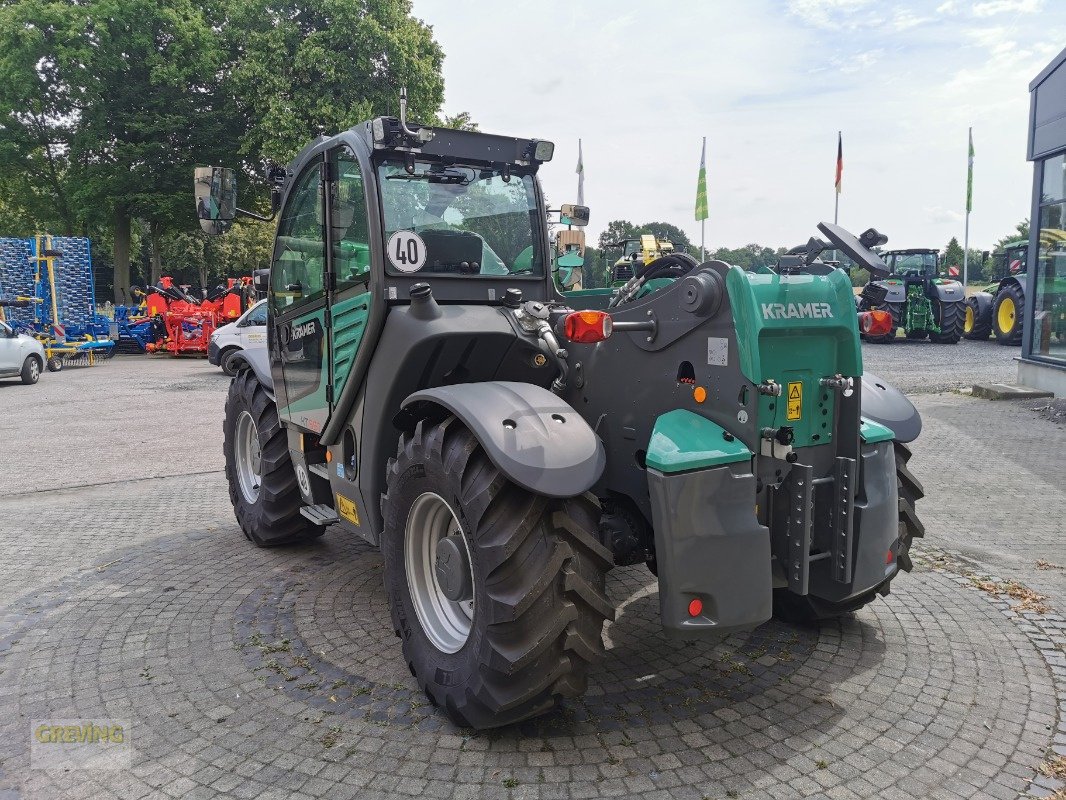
[[208, 299, 267, 376], [0, 320, 46, 385]]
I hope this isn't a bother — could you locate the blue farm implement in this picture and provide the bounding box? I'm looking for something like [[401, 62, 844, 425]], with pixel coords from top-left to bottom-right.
[[0, 235, 115, 367]]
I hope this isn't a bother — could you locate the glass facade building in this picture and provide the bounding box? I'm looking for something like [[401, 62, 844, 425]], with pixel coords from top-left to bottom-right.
[[1022, 47, 1066, 388]]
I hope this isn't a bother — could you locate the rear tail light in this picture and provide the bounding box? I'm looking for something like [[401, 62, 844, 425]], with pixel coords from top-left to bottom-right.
[[563, 310, 613, 343], [859, 309, 893, 336]]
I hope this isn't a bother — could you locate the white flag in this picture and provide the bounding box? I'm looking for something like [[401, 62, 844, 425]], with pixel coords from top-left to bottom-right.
[[576, 139, 584, 207]]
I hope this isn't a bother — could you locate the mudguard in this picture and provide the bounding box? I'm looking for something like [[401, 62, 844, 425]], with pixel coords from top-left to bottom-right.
[[971, 291, 993, 322], [931, 280, 965, 302], [401, 381, 606, 498], [860, 372, 921, 442], [870, 280, 906, 303], [229, 346, 274, 397]]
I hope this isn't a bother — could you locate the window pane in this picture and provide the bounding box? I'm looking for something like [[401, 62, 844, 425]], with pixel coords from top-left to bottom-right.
[[333, 150, 371, 290], [272, 158, 326, 311], [1030, 199, 1066, 359], [247, 302, 267, 325], [1041, 154, 1066, 204], [378, 161, 541, 276]]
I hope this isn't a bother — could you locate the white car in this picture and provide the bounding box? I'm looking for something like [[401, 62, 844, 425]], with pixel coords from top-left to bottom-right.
[[0, 320, 46, 385], [208, 299, 267, 376]]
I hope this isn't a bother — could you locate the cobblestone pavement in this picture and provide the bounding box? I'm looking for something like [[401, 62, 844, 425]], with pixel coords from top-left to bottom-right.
[[0, 355, 1063, 800]]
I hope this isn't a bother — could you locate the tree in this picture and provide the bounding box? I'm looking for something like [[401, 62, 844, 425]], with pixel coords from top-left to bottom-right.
[[942, 237, 965, 276], [642, 222, 692, 252], [993, 220, 1030, 252], [598, 220, 639, 250]]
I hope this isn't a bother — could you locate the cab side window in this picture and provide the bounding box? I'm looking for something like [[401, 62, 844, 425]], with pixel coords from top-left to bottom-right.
[[272, 158, 326, 312], [333, 149, 370, 290], [246, 303, 267, 326]]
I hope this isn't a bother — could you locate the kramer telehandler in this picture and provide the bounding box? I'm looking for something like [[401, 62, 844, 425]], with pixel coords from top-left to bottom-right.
[[197, 94, 925, 729]]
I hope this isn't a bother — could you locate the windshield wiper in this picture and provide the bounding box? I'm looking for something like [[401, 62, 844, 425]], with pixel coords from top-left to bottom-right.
[[386, 167, 472, 185]]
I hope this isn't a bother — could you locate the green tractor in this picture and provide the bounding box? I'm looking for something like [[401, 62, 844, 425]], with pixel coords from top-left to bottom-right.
[[856, 249, 965, 343], [963, 240, 1028, 345], [197, 95, 925, 729], [603, 234, 676, 287]]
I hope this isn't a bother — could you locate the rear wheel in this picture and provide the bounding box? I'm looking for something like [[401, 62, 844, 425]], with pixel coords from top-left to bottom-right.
[[20, 356, 41, 385], [993, 283, 1025, 345], [46, 356, 62, 372], [863, 301, 902, 343], [381, 416, 613, 729], [962, 297, 992, 340], [223, 369, 324, 546], [929, 299, 963, 343], [772, 440, 925, 623]]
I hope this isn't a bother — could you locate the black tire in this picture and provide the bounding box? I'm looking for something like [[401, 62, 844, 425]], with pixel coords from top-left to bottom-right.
[[862, 301, 902, 343], [929, 298, 963, 343], [772, 440, 925, 623], [992, 283, 1025, 345], [46, 356, 62, 372], [20, 355, 41, 385], [223, 369, 325, 546], [381, 416, 613, 729], [220, 347, 242, 377], [962, 296, 992, 340]]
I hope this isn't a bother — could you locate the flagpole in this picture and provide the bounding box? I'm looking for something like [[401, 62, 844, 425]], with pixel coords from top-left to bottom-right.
[[700, 137, 706, 261], [963, 127, 973, 290], [695, 137, 708, 261]]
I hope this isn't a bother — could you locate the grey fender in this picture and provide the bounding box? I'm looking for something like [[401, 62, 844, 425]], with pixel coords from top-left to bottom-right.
[[931, 280, 964, 302], [401, 381, 606, 498], [860, 373, 921, 443], [970, 291, 993, 319], [229, 345, 274, 399], [870, 280, 906, 303]]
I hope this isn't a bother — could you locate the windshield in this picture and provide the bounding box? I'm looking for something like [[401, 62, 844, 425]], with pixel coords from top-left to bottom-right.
[[886, 252, 937, 274], [377, 160, 541, 277]]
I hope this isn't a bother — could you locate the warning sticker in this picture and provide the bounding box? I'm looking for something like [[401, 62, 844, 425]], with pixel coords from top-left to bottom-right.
[[336, 494, 360, 526], [786, 381, 803, 421]]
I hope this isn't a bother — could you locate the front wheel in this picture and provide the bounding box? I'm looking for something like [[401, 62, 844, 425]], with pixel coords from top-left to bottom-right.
[[20, 356, 41, 385], [223, 370, 324, 546], [381, 416, 614, 729], [220, 348, 242, 377], [772, 441, 925, 623], [929, 299, 963, 343]]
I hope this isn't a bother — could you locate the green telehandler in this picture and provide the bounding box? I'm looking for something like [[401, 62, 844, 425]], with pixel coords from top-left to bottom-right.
[[196, 93, 925, 729]]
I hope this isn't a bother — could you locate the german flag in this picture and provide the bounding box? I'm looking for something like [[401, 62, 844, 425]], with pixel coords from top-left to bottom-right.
[[835, 132, 843, 195]]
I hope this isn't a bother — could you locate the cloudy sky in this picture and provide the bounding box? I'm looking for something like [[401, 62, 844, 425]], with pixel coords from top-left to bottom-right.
[[410, 0, 1065, 252]]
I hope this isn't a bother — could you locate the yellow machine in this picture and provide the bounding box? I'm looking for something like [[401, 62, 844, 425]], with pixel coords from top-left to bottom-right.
[[607, 234, 675, 286]]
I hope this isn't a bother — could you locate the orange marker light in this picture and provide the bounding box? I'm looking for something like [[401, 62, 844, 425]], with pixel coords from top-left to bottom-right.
[[693, 386, 707, 403], [885, 549, 894, 564], [563, 310, 613, 343], [325, 451, 333, 462], [688, 598, 703, 617]]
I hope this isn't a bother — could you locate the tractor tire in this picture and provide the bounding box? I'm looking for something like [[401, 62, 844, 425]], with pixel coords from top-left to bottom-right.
[[863, 301, 902, 344], [381, 416, 613, 729], [220, 347, 242, 377], [929, 299, 963, 344], [223, 369, 325, 547], [993, 283, 1025, 345], [962, 296, 992, 340], [20, 355, 41, 385], [772, 440, 925, 623], [46, 356, 62, 372]]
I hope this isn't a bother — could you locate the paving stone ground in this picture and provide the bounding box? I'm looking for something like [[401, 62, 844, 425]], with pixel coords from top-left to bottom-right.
[[0, 351, 1062, 800]]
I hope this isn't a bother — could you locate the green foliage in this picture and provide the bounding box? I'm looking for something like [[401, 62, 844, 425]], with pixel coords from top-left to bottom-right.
[[582, 245, 604, 289], [942, 237, 965, 276], [597, 220, 639, 250], [710, 243, 783, 272], [993, 220, 1029, 253]]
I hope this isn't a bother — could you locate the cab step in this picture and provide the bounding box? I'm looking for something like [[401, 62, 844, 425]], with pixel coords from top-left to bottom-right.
[[300, 503, 338, 526], [308, 462, 331, 480]]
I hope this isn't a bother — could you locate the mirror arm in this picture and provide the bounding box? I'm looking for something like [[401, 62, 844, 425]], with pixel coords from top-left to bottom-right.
[[235, 207, 277, 223]]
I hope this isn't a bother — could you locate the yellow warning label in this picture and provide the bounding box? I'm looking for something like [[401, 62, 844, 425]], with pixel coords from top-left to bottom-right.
[[336, 494, 360, 525], [786, 381, 803, 420]]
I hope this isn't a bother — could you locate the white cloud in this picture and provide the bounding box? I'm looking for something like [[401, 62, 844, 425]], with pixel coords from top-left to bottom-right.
[[925, 206, 966, 224], [972, 0, 1042, 17], [937, 0, 959, 13], [787, 0, 878, 28]]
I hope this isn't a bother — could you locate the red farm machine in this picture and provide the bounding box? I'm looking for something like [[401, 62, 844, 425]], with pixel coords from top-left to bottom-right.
[[142, 276, 252, 356]]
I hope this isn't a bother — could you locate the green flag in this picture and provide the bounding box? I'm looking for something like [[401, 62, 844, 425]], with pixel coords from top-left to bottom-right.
[[695, 137, 708, 221], [966, 128, 974, 214]]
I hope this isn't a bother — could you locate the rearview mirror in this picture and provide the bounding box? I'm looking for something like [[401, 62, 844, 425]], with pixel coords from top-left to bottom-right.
[[194, 166, 237, 234], [560, 204, 590, 227], [253, 269, 270, 294]]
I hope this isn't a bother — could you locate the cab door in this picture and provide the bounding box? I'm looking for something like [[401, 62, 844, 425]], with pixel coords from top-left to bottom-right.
[[271, 157, 332, 432], [270, 148, 373, 433]]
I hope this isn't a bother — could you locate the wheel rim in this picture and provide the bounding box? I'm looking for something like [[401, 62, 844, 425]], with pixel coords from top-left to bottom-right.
[[234, 410, 262, 504], [964, 305, 974, 333], [997, 296, 1015, 333], [28, 359, 39, 381], [404, 492, 475, 654]]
